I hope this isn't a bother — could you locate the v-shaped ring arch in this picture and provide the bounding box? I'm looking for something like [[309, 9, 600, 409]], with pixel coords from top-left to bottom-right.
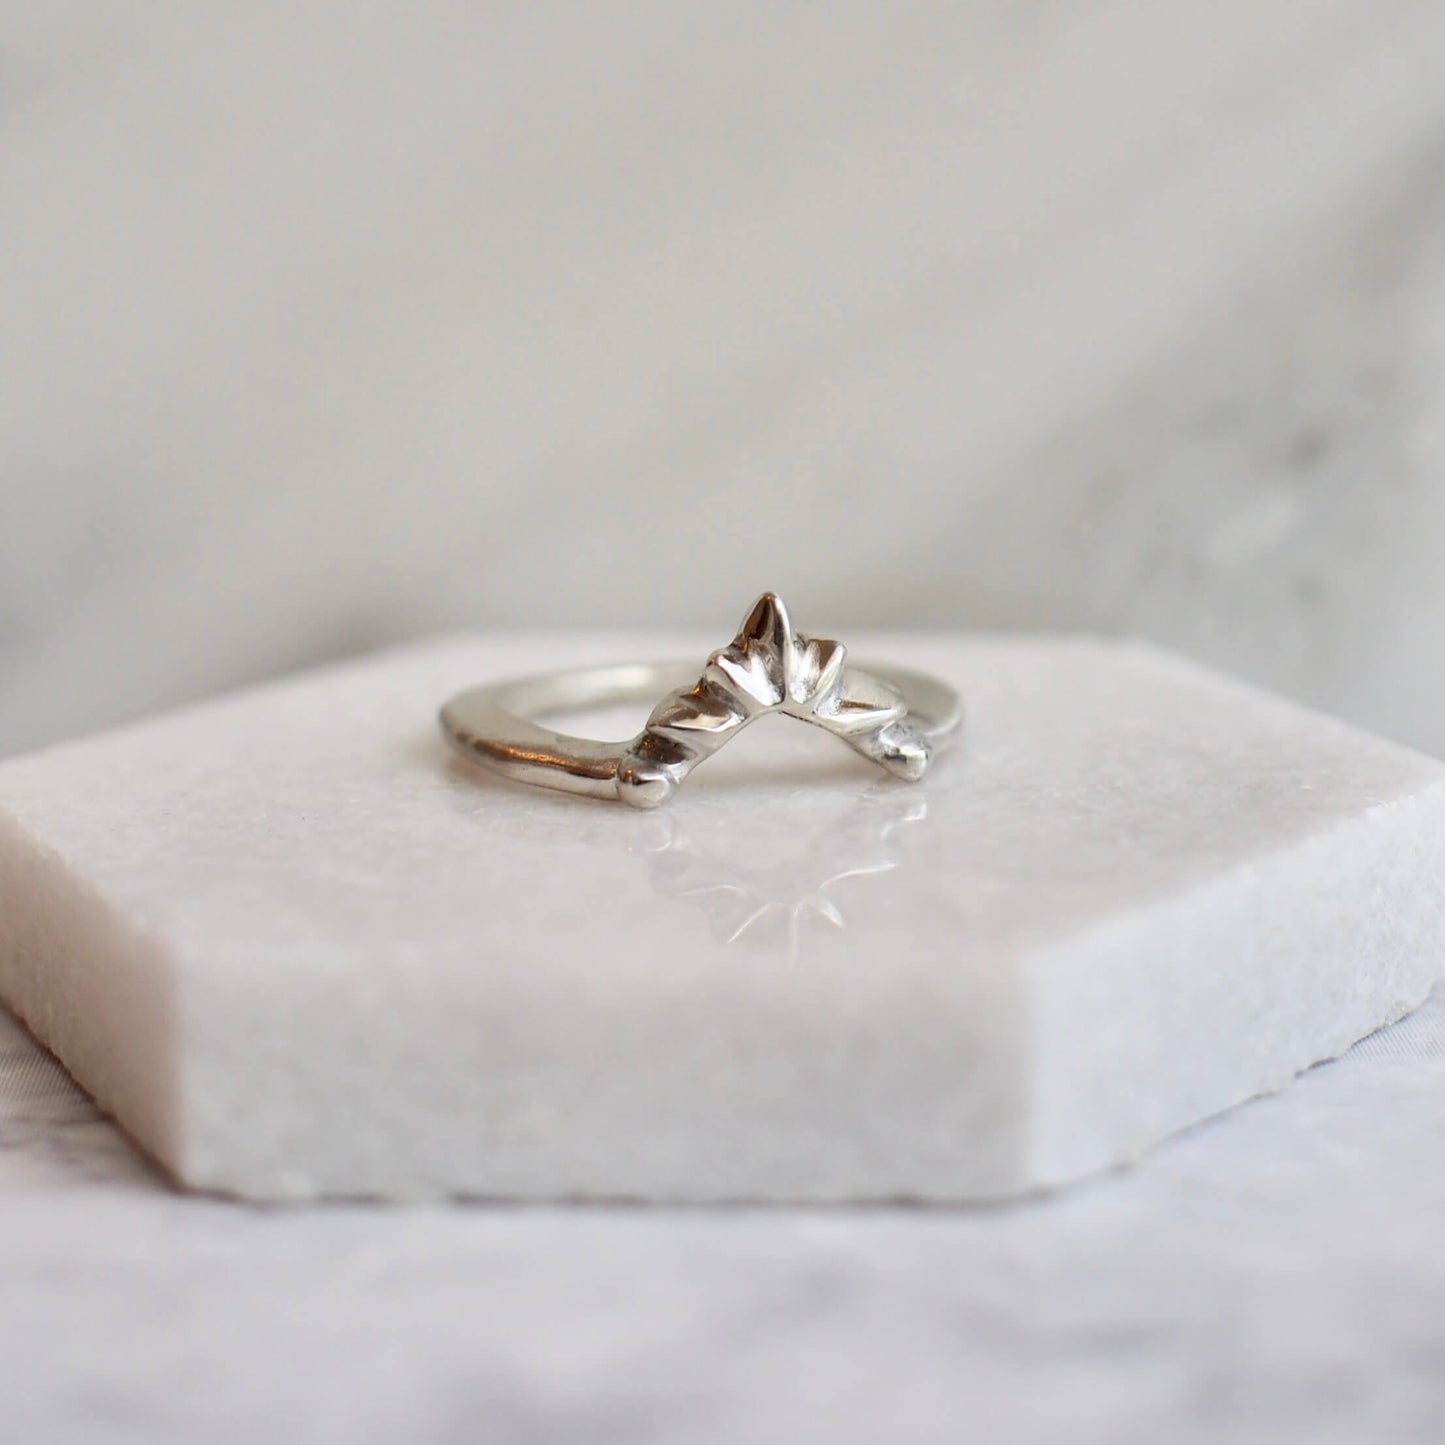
[[613, 593, 932, 807], [441, 593, 961, 808]]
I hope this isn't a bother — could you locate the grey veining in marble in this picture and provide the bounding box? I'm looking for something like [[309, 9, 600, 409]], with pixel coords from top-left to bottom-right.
[[3, 986, 1445, 1444], [6, 5, 1445, 756]]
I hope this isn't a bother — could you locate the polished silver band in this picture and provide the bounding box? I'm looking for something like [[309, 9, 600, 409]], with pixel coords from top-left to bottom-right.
[[440, 594, 962, 809]]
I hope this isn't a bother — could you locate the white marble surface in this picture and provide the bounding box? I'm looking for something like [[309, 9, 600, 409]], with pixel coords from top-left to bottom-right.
[[7, 4, 1445, 756], [3, 984, 1445, 1444], [1, 633, 1443, 1206]]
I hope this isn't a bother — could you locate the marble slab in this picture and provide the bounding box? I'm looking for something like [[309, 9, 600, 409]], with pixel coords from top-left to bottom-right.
[[0, 633, 1442, 1203]]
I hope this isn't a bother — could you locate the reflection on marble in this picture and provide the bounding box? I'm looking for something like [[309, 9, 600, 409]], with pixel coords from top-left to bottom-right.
[[0, 1005, 156, 1191], [631, 787, 927, 960]]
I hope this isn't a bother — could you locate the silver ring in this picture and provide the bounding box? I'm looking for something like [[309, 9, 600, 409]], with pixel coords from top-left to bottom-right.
[[440, 593, 962, 809]]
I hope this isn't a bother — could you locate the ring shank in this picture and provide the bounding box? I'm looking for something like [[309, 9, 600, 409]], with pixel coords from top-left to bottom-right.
[[441, 660, 961, 802]]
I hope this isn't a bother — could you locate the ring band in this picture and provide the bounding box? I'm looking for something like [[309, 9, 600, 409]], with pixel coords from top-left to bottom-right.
[[440, 593, 962, 809]]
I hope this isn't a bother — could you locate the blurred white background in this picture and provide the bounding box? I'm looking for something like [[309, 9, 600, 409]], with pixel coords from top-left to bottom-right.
[[6, 2, 1445, 756]]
